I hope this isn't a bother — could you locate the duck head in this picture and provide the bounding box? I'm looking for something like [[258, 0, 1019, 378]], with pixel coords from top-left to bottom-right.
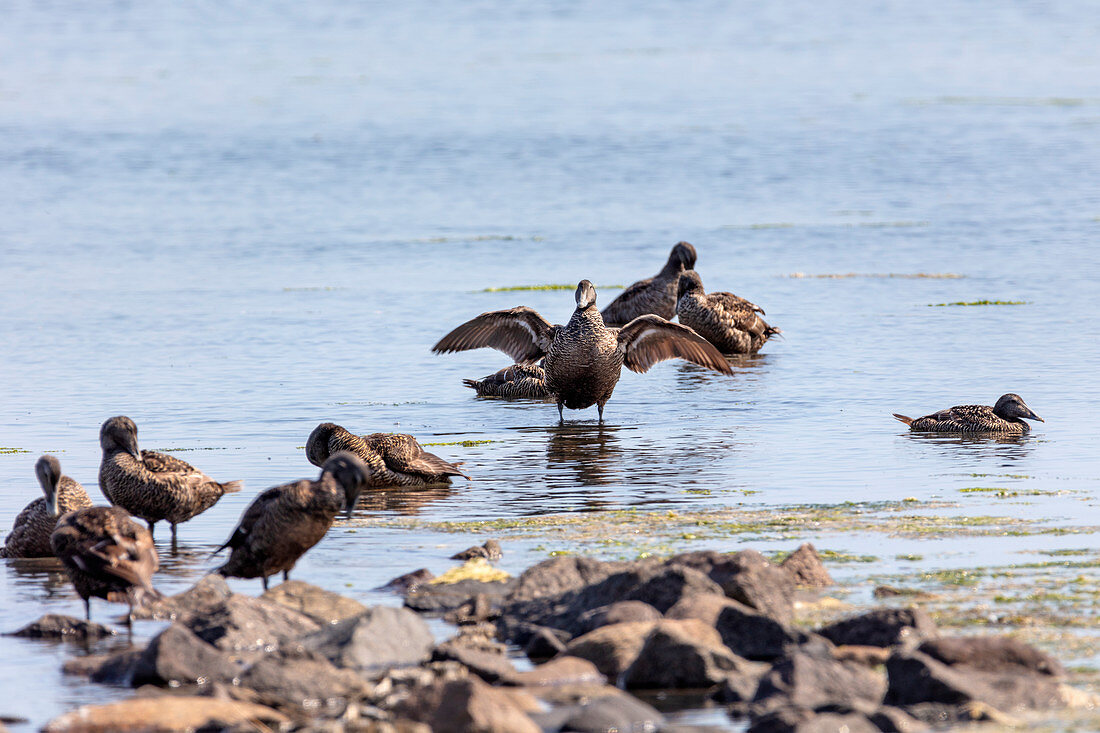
[[669, 241, 697, 271], [306, 422, 344, 468], [575, 280, 598, 310], [35, 454, 63, 517], [100, 416, 141, 460], [321, 450, 370, 518], [677, 270, 705, 299], [993, 394, 1044, 423]]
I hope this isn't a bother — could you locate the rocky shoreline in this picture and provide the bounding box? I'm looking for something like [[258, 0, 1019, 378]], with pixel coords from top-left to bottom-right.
[[9, 543, 1097, 732]]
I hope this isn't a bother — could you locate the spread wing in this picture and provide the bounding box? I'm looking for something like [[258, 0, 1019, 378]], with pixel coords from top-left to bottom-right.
[[432, 307, 554, 363], [600, 277, 655, 325], [364, 433, 468, 480], [617, 315, 734, 375]]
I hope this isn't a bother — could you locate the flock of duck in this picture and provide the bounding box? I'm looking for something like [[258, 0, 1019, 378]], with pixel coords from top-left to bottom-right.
[[2, 241, 1045, 625]]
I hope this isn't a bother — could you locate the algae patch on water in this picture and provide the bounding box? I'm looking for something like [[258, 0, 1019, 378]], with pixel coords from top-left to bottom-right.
[[480, 283, 623, 292], [930, 300, 1028, 307], [430, 558, 510, 584], [0, 448, 31, 455], [421, 439, 496, 447]]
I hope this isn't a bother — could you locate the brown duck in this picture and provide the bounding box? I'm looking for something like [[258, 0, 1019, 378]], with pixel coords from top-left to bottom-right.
[[50, 506, 160, 622], [306, 423, 469, 486], [600, 241, 697, 325], [463, 360, 551, 399], [98, 416, 242, 551], [2, 455, 93, 559], [675, 270, 780, 354], [894, 394, 1044, 433], [433, 280, 733, 421], [214, 451, 369, 590]]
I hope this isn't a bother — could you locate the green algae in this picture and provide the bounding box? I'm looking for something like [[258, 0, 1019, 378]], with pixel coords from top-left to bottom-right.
[[480, 283, 623, 292], [959, 486, 1069, 498], [421, 439, 496, 447], [930, 300, 1028, 306], [0, 448, 31, 455]]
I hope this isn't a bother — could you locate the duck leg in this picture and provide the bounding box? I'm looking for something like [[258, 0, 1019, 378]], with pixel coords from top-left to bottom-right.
[[170, 523, 178, 555], [557, 401, 565, 422], [146, 520, 156, 538], [283, 570, 290, 582], [262, 574, 269, 591], [83, 598, 91, 621], [597, 400, 607, 423]]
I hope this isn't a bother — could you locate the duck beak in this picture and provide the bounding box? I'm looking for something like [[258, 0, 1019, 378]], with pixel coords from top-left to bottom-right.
[[1027, 410, 1044, 423], [344, 493, 361, 520]]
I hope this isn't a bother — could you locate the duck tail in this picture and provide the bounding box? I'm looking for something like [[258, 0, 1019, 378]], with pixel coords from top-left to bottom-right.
[[892, 413, 913, 426], [462, 378, 481, 391], [219, 480, 243, 495], [764, 325, 782, 339]]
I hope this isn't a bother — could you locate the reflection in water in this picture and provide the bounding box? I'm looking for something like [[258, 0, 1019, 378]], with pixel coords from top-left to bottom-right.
[[674, 353, 771, 391], [543, 423, 622, 487], [901, 432, 1034, 463], [351, 484, 455, 516], [4, 557, 72, 601]]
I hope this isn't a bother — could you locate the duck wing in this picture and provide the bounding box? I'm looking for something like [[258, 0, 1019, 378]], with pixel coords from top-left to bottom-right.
[[53, 508, 159, 592], [617, 315, 734, 374], [433, 307, 554, 363], [706, 291, 773, 337], [141, 450, 204, 477], [600, 277, 656, 325], [213, 483, 289, 555], [364, 433, 469, 480]]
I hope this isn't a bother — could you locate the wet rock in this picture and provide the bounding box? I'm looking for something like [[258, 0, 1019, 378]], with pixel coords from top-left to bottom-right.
[[669, 549, 794, 624], [67, 649, 143, 685], [506, 556, 634, 604], [131, 623, 240, 687], [916, 635, 1063, 676], [138, 573, 233, 621], [868, 705, 930, 732], [432, 634, 517, 684], [508, 655, 606, 687], [817, 607, 937, 649], [712, 667, 765, 704], [394, 677, 541, 733], [303, 606, 434, 677], [552, 692, 664, 733], [237, 646, 367, 713], [523, 625, 569, 661], [779, 544, 834, 588], [406, 577, 517, 614], [443, 594, 497, 625], [42, 696, 287, 732], [832, 645, 892, 667], [623, 619, 749, 689], [746, 706, 881, 733], [668, 592, 807, 660], [577, 600, 662, 633], [901, 701, 1020, 726], [753, 646, 887, 710], [451, 539, 503, 561], [183, 594, 320, 656], [379, 568, 434, 595], [562, 621, 658, 679], [261, 580, 368, 626], [5, 614, 114, 641]]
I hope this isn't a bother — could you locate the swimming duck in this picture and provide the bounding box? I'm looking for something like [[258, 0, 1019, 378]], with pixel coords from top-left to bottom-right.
[[50, 506, 160, 623], [306, 423, 469, 486], [675, 270, 780, 354], [463, 360, 551, 399], [434, 279, 733, 421], [2, 455, 93, 559], [893, 393, 1044, 433], [214, 451, 369, 590], [98, 416, 242, 551], [600, 241, 697, 325]]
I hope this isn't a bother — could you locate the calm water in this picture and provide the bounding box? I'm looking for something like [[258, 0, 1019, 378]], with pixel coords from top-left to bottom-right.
[[2, 1, 1099, 728]]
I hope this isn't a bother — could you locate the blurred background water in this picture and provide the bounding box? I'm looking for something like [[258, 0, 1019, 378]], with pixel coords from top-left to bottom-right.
[[1, 1, 1099, 728]]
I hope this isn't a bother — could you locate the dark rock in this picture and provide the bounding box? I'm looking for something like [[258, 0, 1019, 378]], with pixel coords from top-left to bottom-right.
[[668, 593, 807, 660], [508, 655, 605, 687], [406, 577, 517, 614], [523, 625, 569, 661], [131, 623, 240, 687], [868, 705, 930, 732], [747, 706, 880, 733], [451, 539, 503, 561], [577, 601, 662, 633], [555, 693, 664, 733], [712, 668, 764, 703], [818, 607, 937, 649], [443, 594, 497, 626], [261, 580, 367, 626], [62, 649, 143, 685], [623, 619, 749, 689], [562, 621, 658, 679], [432, 635, 517, 684], [506, 556, 634, 604], [394, 677, 541, 733], [303, 606, 433, 677], [779, 544, 834, 588], [916, 635, 1063, 676], [182, 594, 320, 656], [378, 568, 435, 595], [669, 549, 794, 624], [6, 614, 115, 641], [901, 701, 1019, 726], [753, 646, 887, 710], [237, 646, 367, 713], [138, 573, 233, 620], [832, 645, 892, 667]]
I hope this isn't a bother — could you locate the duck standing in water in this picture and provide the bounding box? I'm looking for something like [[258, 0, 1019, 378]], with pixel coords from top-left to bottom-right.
[[2, 455, 93, 558], [50, 506, 160, 623], [214, 452, 369, 590], [600, 241, 697, 325], [675, 270, 780, 354], [893, 393, 1044, 433], [98, 416, 242, 552], [463, 360, 551, 399], [306, 423, 469, 486], [434, 280, 733, 421]]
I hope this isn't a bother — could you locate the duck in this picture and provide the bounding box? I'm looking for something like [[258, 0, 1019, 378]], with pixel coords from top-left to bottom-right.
[[433, 279, 733, 421], [98, 416, 242, 552], [306, 423, 469, 486], [463, 360, 551, 399], [600, 241, 697, 325], [214, 451, 369, 590], [50, 506, 160, 623], [675, 270, 780, 354], [893, 393, 1044, 433], [2, 455, 93, 559]]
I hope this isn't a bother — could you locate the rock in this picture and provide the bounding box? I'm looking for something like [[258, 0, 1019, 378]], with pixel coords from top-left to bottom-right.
[[553, 693, 664, 733], [623, 619, 749, 689], [506, 556, 633, 604], [747, 706, 881, 733], [872, 586, 935, 601], [42, 696, 287, 732], [237, 647, 367, 713], [182, 594, 320, 656], [832, 645, 892, 667], [817, 607, 937, 649], [406, 578, 517, 614], [62, 650, 142, 684], [669, 549, 794, 624], [562, 621, 658, 679], [779, 544, 834, 588], [523, 626, 569, 661], [916, 635, 1063, 676], [902, 701, 1020, 726], [5, 614, 114, 641], [451, 539, 503, 561], [261, 580, 368, 626], [868, 705, 930, 732], [138, 573, 233, 620], [303, 606, 434, 677], [668, 593, 807, 660], [379, 568, 435, 594], [131, 623, 240, 687], [577, 601, 662, 633], [432, 634, 517, 684], [712, 667, 765, 703], [443, 594, 497, 626], [753, 646, 887, 710], [508, 656, 605, 687], [394, 677, 541, 733]]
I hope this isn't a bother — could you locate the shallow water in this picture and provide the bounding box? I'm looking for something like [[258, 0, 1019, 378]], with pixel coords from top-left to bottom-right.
[[2, 0, 1100, 728]]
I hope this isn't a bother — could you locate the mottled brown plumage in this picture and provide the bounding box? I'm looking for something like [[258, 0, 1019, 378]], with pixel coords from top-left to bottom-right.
[[675, 270, 780, 354], [601, 241, 697, 325], [2, 455, 93, 559], [463, 361, 551, 399], [50, 506, 160, 622], [894, 394, 1044, 433], [434, 280, 733, 421], [306, 423, 469, 486], [98, 416, 242, 550], [215, 452, 369, 590]]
